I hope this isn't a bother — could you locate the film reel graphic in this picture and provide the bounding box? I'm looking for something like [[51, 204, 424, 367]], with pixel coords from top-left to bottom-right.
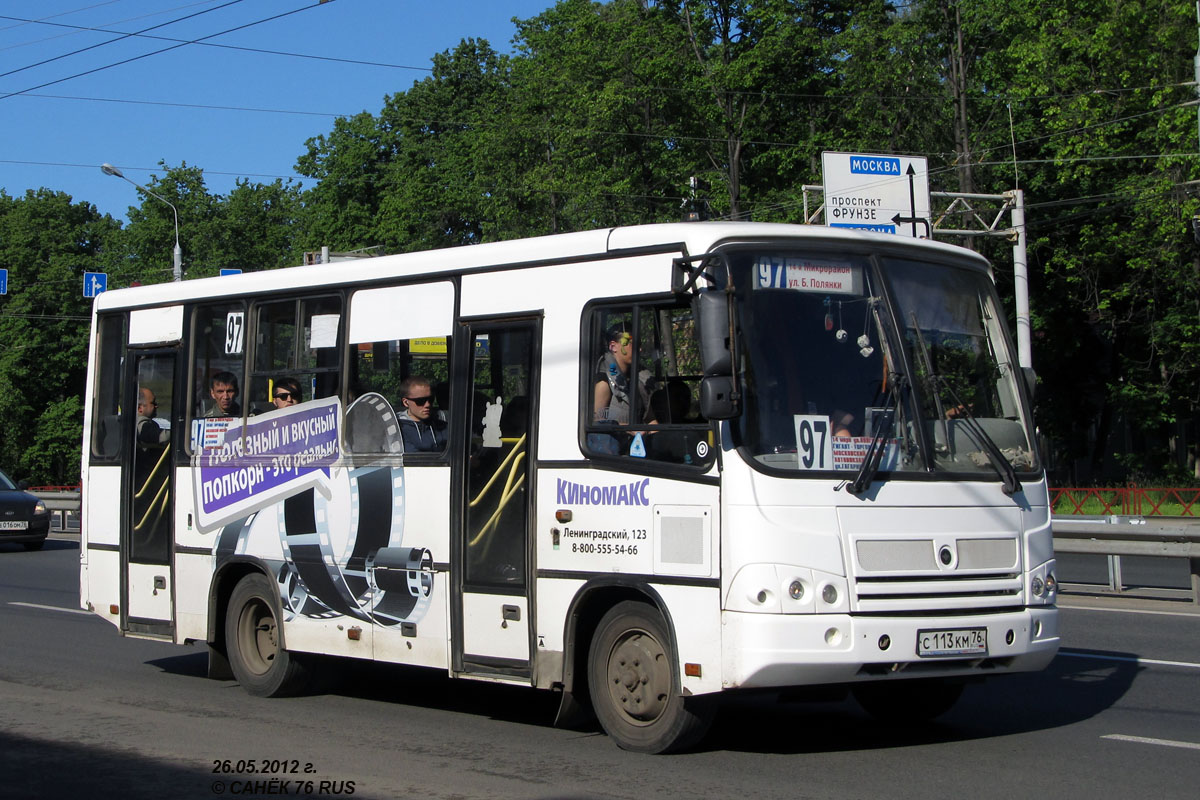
[[213, 393, 434, 627]]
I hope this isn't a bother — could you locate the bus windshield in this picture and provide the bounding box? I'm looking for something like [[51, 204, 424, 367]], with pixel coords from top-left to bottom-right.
[[727, 247, 1037, 479]]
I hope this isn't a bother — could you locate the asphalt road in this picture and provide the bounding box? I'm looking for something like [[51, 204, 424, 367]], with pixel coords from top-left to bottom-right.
[[1, 538, 1197, 800]]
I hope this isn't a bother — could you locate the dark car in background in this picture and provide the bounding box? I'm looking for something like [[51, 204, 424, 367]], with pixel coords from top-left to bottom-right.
[[0, 468, 50, 551]]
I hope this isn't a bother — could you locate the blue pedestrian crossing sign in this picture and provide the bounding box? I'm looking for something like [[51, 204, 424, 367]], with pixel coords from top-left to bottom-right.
[[83, 271, 108, 298], [0, 268, 8, 295]]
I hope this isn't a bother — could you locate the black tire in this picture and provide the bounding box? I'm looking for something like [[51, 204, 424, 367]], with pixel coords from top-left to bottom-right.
[[588, 601, 714, 754], [225, 573, 309, 697], [22, 540, 45, 551], [852, 678, 964, 724]]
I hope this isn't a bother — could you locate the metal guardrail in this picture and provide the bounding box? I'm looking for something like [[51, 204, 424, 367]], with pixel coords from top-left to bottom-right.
[[1052, 515, 1200, 604], [26, 489, 1199, 602], [29, 490, 81, 532]]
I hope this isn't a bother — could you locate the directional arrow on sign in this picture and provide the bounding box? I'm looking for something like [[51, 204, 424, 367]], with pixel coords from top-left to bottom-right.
[[891, 213, 931, 238]]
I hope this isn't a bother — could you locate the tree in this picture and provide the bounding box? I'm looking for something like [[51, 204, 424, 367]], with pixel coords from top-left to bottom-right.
[[117, 163, 307, 281], [0, 189, 120, 483]]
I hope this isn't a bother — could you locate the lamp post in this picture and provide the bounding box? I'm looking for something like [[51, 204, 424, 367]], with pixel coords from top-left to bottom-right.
[[101, 163, 183, 282]]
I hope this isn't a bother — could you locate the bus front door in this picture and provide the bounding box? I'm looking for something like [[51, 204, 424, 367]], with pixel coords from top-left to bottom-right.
[[454, 319, 539, 677], [122, 349, 177, 637]]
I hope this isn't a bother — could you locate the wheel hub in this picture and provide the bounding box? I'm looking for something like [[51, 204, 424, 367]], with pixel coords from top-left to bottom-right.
[[607, 631, 670, 723]]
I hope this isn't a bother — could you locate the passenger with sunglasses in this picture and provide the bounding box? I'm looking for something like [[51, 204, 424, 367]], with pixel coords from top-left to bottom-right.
[[397, 376, 447, 453], [593, 325, 656, 426], [272, 377, 303, 410]]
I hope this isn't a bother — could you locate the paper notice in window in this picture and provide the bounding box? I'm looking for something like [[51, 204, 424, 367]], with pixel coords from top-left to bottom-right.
[[310, 314, 340, 348]]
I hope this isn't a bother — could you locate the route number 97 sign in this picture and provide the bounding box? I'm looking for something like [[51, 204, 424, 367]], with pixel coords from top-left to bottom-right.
[[793, 415, 833, 470], [225, 312, 245, 355]]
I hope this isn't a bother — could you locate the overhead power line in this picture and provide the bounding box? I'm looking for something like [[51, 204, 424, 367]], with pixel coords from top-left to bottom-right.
[[0, 12, 432, 74], [0, 1, 247, 81], [0, 1, 334, 102]]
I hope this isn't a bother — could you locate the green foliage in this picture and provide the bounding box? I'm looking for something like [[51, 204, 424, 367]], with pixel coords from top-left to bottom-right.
[[4, 0, 1200, 485], [0, 189, 119, 483]]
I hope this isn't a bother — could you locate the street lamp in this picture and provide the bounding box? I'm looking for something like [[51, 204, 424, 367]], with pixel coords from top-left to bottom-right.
[[101, 163, 183, 282]]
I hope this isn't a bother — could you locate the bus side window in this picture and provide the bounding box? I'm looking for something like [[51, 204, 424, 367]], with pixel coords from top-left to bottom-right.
[[347, 282, 456, 456], [245, 296, 342, 414], [191, 304, 246, 417], [351, 338, 451, 424], [90, 314, 127, 461], [583, 300, 713, 467]]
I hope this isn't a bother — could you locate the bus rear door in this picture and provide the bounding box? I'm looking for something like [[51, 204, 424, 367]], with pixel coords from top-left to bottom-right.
[[122, 348, 177, 637]]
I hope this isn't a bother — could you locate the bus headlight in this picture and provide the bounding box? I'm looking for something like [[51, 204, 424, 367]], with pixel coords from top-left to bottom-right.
[[725, 565, 820, 613], [1028, 560, 1057, 605]]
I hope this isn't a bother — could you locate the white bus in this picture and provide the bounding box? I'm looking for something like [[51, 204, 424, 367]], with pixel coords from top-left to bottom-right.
[[80, 222, 1058, 753]]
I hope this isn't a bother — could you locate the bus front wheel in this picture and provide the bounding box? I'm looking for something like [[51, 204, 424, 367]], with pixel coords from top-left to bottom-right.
[[225, 573, 309, 697], [587, 601, 713, 754]]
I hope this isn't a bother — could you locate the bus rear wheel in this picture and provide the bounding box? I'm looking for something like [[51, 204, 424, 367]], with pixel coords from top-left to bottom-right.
[[225, 573, 309, 697], [588, 601, 713, 754]]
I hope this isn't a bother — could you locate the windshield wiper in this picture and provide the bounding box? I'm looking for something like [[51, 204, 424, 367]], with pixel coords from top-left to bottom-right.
[[846, 372, 905, 495], [908, 313, 1021, 496]]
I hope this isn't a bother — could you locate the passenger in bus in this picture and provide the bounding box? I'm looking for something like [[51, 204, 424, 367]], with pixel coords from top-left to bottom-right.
[[136, 388, 168, 445], [205, 371, 242, 418], [593, 325, 656, 426], [272, 377, 302, 410], [831, 409, 854, 437], [398, 376, 448, 452]]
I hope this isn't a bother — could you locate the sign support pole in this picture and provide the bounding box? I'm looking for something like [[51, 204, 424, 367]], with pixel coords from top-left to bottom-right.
[[1010, 189, 1031, 369]]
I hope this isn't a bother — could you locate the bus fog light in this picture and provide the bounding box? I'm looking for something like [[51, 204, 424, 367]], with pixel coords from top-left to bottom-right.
[[1034, 620, 1042, 637], [1005, 629, 1014, 645], [788, 580, 805, 600], [1031, 576, 1044, 597], [821, 584, 838, 605], [824, 627, 843, 646], [752, 589, 771, 605], [878, 634, 891, 651]]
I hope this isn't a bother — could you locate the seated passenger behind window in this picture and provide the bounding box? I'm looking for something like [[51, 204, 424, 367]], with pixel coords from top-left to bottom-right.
[[205, 371, 242, 418], [831, 409, 854, 437], [272, 377, 302, 410], [398, 376, 447, 453], [136, 387, 168, 445], [593, 325, 656, 425]]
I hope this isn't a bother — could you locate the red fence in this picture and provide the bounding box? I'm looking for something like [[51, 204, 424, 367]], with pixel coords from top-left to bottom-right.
[[1050, 487, 1200, 516]]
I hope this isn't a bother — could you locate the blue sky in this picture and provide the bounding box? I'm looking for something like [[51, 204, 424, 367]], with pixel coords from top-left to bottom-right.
[[1, 0, 554, 221]]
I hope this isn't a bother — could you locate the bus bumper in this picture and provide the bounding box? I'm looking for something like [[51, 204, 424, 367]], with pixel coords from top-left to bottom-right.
[[720, 606, 1059, 690]]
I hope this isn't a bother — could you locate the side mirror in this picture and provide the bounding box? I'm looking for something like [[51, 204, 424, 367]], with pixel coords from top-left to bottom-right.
[[699, 376, 738, 420], [16, 480, 30, 490], [694, 290, 732, 376]]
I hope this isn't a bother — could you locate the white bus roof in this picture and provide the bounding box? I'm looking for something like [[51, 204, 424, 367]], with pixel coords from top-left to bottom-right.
[[93, 221, 988, 312]]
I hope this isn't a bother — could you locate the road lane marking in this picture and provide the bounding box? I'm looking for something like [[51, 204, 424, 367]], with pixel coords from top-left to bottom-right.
[[8, 602, 91, 616], [1059, 604, 1199, 619], [1059, 649, 1200, 670], [1103, 734, 1200, 751]]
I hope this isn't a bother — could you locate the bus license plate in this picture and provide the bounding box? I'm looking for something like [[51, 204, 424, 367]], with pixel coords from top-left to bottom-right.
[[0, 521, 29, 530], [917, 628, 987, 658]]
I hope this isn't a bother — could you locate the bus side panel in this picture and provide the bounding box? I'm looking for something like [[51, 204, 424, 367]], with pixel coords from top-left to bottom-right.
[[173, 465, 210, 643], [534, 467, 723, 695], [655, 583, 723, 696], [174, 552, 213, 643], [82, 464, 122, 628], [372, 467, 451, 670]]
